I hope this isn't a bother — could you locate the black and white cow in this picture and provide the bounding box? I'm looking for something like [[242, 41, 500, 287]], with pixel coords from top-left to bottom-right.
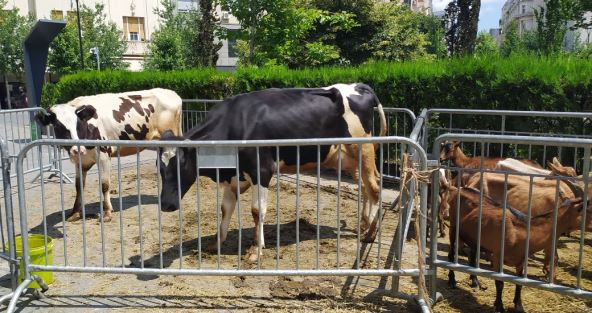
[[37, 88, 183, 222], [159, 83, 387, 262]]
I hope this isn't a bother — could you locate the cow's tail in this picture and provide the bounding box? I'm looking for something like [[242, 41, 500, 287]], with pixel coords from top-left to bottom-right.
[[374, 102, 387, 150]]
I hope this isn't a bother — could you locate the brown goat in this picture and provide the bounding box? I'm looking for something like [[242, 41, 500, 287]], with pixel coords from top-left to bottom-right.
[[445, 185, 590, 313], [465, 172, 592, 279], [439, 141, 543, 184]]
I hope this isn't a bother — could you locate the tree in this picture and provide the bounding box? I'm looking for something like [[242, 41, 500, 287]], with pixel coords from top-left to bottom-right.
[[474, 32, 498, 56], [223, 0, 356, 67], [146, 0, 221, 70], [444, 0, 480, 56], [191, 0, 223, 67], [308, 0, 376, 64], [365, 3, 433, 61], [444, 0, 460, 56], [145, 0, 189, 70], [0, 0, 32, 108], [221, 0, 293, 65], [48, 3, 127, 74], [534, 0, 592, 54]]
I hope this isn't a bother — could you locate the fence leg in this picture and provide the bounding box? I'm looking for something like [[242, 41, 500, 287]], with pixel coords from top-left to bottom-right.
[[5, 278, 32, 313]]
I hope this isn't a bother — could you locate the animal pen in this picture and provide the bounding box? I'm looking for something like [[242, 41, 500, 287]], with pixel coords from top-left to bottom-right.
[[0, 104, 591, 312]]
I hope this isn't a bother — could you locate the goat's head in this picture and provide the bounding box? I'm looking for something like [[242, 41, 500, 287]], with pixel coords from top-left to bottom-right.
[[439, 141, 461, 162], [560, 178, 592, 231], [547, 157, 577, 178]]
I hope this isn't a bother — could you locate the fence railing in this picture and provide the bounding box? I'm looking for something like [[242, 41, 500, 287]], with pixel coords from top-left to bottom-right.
[[432, 133, 592, 306], [6, 136, 431, 313], [0, 108, 69, 183], [423, 109, 592, 161]]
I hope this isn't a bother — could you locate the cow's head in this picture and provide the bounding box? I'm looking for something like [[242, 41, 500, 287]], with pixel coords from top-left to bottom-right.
[[36, 105, 98, 160], [158, 130, 197, 212]]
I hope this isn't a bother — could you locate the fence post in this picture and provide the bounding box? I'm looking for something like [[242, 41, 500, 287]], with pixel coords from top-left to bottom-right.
[[0, 137, 18, 291]]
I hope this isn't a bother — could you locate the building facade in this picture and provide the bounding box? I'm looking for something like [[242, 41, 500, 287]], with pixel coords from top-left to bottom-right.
[[4, 0, 239, 70], [500, 0, 592, 48]]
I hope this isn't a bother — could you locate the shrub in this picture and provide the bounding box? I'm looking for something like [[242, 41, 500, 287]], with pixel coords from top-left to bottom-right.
[[43, 55, 592, 114]]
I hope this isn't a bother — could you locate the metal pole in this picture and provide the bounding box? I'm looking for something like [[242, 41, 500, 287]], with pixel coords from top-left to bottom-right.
[[75, 0, 84, 70]]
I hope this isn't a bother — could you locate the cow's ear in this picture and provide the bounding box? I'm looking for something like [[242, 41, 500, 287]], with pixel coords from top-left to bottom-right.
[[75, 105, 97, 122], [36, 111, 55, 126]]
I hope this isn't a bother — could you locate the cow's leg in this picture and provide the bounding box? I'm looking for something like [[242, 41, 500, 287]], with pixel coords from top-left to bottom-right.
[[358, 143, 381, 243], [207, 178, 250, 252], [247, 183, 269, 263], [68, 166, 88, 222], [99, 152, 113, 222]]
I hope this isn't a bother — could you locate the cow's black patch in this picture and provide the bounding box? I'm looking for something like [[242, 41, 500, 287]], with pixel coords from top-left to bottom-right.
[[119, 124, 149, 140], [113, 96, 145, 123]]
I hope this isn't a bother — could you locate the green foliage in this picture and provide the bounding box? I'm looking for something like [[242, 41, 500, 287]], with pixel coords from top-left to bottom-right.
[[224, 0, 357, 68], [307, 0, 376, 65], [192, 0, 223, 67], [474, 32, 499, 56], [444, 0, 480, 56], [48, 3, 127, 74], [0, 0, 33, 77], [535, 0, 570, 54], [44, 56, 592, 117], [365, 3, 434, 62]]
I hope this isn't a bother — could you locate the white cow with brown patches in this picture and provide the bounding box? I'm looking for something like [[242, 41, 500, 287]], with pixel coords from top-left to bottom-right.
[[37, 88, 182, 222]]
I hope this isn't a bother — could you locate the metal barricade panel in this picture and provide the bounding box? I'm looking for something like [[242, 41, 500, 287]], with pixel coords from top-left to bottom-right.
[[432, 134, 592, 311], [424, 109, 592, 161], [10, 137, 431, 311]]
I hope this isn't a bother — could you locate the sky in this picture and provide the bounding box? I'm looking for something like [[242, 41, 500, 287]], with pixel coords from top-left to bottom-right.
[[432, 0, 506, 32]]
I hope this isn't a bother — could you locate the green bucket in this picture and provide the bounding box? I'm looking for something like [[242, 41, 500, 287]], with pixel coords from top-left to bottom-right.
[[10, 234, 54, 289]]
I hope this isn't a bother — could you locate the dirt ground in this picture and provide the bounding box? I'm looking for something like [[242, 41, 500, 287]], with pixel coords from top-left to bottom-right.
[[3, 156, 592, 312]]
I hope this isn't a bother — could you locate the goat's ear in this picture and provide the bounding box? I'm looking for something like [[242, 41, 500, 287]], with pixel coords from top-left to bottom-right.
[[75, 105, 97, 122], [452, 141, 461, 147], [35, 111, 55, 126], [552, 157, 562, 166]]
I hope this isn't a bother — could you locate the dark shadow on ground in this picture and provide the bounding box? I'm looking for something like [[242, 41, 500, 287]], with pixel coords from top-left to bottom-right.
[[128, 218, 355, 281], [29, 195, 158, 239]]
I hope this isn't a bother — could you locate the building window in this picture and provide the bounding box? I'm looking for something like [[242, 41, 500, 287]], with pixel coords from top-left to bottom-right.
[[227, 29, 238, 58], [177, 0, 198, 12], [50, 10, 63, 20], [123, 16, 145, 41], [66, 11, 78, 23], [521, 4, 526, 14]]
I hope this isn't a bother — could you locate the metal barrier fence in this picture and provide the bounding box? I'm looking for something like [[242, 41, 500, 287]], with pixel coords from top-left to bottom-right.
[[0, 137, 18, 293], [431, 133, 592, 311], [0, 108, 69, 183], [422, 109, 592, 162], [5, 136, 431, 312]]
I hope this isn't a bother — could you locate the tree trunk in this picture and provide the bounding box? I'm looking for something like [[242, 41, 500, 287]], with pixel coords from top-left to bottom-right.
[[249, 26, 255, 65], [4, 74, 11, 110]]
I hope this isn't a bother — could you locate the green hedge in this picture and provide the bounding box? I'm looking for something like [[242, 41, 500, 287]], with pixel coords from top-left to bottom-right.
[[42, 55, 592, 113]]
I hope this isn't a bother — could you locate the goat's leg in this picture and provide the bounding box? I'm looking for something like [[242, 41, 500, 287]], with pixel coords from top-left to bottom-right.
[[494, 280, 505, 313], [447, 226, 457, 288], [468, 247, 486, 290], [514, 265, 525, 313]]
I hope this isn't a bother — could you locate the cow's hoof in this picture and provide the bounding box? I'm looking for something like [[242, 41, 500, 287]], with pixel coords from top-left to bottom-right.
[[361, 230, 377, 243], [66, 212, 81, 222], [205, 243, 219, 254], [245, 246, 261, 263], [99, 214, 112, 223]]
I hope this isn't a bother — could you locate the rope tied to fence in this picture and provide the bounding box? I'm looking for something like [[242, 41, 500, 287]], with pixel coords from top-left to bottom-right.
[[397, 153, 437, 312]]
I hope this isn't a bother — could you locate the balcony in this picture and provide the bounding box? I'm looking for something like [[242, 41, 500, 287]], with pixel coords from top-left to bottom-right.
[[125, 40, 148, 56]]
